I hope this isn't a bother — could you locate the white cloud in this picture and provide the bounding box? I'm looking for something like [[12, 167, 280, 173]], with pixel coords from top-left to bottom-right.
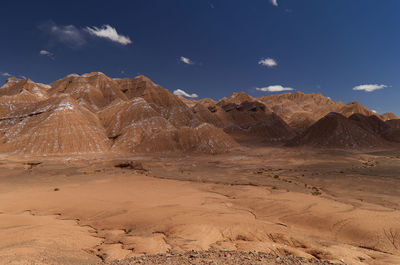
[[256, 85, 294, 92], [258, 58, 277, 67], [1, 72, 11, 77], [372, 110, 377, 113], [86, 25, 132, 45], [173, 89, 199, 98], [41, 22, 132, 48], [40, 22, 86, 48], [50, 24, 86, 47], [270, 0, 278, 7], [39, 50, 54, 59], [352, 84, 387, 92], [180, 56, 194, 65]]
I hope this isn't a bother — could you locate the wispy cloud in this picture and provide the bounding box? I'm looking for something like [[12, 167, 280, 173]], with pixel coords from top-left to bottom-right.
[[353, 84, 387, 92], [270, 0, 278, 7], [39, 50, 55, 59], [258, 58, 277, 68], [173, 89, 199, 98], [86, 25, 132, 45], [39, 22, 86, 48], [180, 56, 194, 65], [1, 72, 11, 77], [256, 85, 294, 92], [40, 22, 132, 47]]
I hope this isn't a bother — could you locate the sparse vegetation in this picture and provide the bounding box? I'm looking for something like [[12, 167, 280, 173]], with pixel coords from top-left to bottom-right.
[[311, 187, 322, 196]]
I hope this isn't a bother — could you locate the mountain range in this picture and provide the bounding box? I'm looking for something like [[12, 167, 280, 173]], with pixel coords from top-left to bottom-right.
[[0, 72, 399, 155]]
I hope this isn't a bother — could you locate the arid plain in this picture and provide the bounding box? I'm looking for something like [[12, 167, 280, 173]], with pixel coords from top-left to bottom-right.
[[0, 73, 399, 264], [0, 146, 400, 265]]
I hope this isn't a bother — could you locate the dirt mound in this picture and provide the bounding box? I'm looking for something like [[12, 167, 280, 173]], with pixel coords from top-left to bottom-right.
[[258, 92, 344, 129], [0, 95, 110, 154], [287, 112, 388, 148]]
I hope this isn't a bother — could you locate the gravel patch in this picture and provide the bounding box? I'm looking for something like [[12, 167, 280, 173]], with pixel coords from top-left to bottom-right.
[[103, 250, 342, 265]]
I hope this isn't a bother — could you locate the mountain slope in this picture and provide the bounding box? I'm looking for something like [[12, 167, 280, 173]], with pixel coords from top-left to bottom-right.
[[287, 113, 388, 148], [0, 95, 110, 155], [0, 78, 50, 116], [0, 73, 398, 155], [194, 97, 295, 142], [49, 72, 128, 111], [258, 92, 344, 129], [115, 75, 199, 127]]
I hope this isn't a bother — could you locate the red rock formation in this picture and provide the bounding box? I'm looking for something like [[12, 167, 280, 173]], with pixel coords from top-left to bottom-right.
[[194, 96, 295, 142], [381, 112, 399, 121], [383, 119, 400, 142], [287, 113, 388, 148], [115, 75, 199, 127], [0, 95, 110, 154], [49, 72, 128, 111], [338, 101, 377, 118], [0, 78, 50, 117], [0, 73, 397, 154], [258, 92, 344, 129]]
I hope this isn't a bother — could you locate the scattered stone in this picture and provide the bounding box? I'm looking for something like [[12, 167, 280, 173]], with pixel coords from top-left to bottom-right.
[[101, 250, 341, 265], [114, 161, 146, 171]]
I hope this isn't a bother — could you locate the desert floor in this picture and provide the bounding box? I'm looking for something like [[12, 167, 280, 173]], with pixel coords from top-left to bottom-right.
[[0, 146, 399, 265]]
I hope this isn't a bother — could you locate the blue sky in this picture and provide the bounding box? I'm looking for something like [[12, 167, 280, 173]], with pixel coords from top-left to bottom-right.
[[1, 0, 400, 115]]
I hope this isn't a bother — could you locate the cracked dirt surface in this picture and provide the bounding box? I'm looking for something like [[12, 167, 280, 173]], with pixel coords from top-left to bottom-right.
[[0, 147, 399, 264]]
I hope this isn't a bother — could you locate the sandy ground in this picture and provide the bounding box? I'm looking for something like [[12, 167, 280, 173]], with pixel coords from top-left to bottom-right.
[[0, 146, 399, 265]]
